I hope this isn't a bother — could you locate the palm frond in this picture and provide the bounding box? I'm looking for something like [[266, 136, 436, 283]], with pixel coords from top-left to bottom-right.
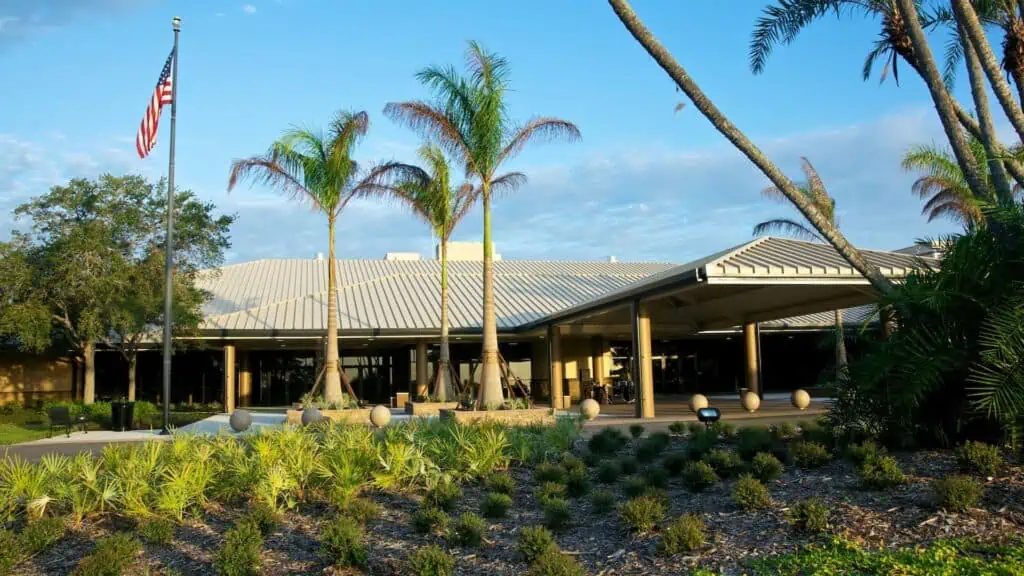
[[750, 0, 845, 74], [968, 297, 1024, 419], [383, 101, 475, 174], [497, 118, 581, 166], [752, 217, 823, 241], [489, 171, 528, 200]]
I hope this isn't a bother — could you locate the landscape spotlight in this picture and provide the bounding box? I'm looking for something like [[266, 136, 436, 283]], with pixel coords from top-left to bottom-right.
[[697, 407, 721, 430]]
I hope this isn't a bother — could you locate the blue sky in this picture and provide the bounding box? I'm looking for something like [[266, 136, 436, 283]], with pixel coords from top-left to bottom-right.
[[0, 0, 984, 264]]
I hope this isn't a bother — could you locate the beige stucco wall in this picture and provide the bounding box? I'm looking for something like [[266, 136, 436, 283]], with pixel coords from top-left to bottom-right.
[[0, 351, 73, 405]]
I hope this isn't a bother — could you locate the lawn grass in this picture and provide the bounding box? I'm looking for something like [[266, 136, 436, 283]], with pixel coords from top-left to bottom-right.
[[0, 411, 215, 445]]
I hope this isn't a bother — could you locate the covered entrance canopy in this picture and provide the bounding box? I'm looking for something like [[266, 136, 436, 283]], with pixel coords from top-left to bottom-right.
[[521, 237, 935, 416]]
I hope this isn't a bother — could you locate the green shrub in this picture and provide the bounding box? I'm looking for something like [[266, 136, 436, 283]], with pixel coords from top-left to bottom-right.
[[412, 505, 448, 535], [588, 428, 628, 455], [637, 434, 669, 463], [800, 419, 832, 446], [749, 452, 784, 483], [737, 427, 774, 460], [536, 481, 567, 504], [583, 450, 603, 468], [658, 513, 706, 556], [706, 449, 744, 478], [245, 502, 279, 536], [682, 461, 719, 492], [542, 497, 573, 532], [427, 479, 463, 512], [662, 452, 688, 476], [409, 544, 455, 576], [527, 549, 587, 576], [597, 460, 621, 483], [564, 469, 591, 498], [74, 533, 141, 576], [484, 472, 516, 495], [712, 421, 737, 438], [622, 475, 647, 498], [786, 498, 829, 534], [215, 519, 264, 576], [732, 474, 771, 511], [21, 516, 66, 554], [448, 513, 487, 548], [561, 454, 587, 476], [790, 441, 831, 469], [0, 529, 17, 575], [342, 497, 380, 525], [686, 422, 704, 436], [518, 525, 557, 564], [932, 476, 983, 512], [858, 455, 906, 490], [590, 489, 616, 514], [686, 429, 719, 461], [619, 456, 639, 475], [642, 466, 669, 489], [669, 421, 687, 435], [771, 422, 798, 440], [139, 517, 174, 545], [845, 440, 886, 466], [321, 515, 367, 567], [629, 424, 645, 438], [535, 462, 567, 484], [481, 492, 513, 518], [956, 441, 1003, 476], [618, 495, 665, 533]]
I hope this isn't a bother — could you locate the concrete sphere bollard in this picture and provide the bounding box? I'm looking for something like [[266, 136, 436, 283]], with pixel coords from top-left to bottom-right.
[[579, 398, 600, 421], [741, 391, 761, 413], [301, 407, 322, 426], [688, 393, 709, 413], [229, 409, 252, 433], [370, 405, 391, 428], [791, 389, 811, 410]]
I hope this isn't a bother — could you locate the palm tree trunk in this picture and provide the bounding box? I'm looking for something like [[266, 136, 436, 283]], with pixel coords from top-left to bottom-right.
[[894, 0, 990, 202], [1013, 66, 1024, 109], [834, 308, 847, 375], [435, 238, 455, 402], [478, 185, 504, 408], [953, 0, 1024, 144], [954, 104, 1024, 188], [607, 0, 894, 295], [324, 215, 343, 403], [960, 21, 1014, 203], [128, 354, 137, 402]]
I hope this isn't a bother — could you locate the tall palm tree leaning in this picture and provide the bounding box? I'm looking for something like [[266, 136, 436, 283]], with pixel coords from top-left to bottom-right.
[[605, 0, 894, 295], [752, 158, 848, 373], [384, 41, 580, 409], [228, 110, 410, 404], [367, 144, 478, 402]]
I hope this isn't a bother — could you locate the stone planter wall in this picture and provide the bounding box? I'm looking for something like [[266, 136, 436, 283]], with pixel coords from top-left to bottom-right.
[[285, 408, 372, 425], [405, 401, 460, 416], [438, 407, 556, 426]]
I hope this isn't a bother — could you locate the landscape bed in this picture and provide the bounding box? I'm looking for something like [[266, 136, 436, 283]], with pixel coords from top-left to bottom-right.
[[0, 418, 1021, 575]]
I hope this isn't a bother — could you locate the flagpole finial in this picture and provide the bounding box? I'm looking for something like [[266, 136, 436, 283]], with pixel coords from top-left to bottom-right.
[[172, 16, 181, 31]]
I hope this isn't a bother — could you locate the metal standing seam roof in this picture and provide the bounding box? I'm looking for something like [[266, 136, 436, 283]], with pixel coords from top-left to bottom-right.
[[759, 304, 879, 329], [197, 259, 677, 333]]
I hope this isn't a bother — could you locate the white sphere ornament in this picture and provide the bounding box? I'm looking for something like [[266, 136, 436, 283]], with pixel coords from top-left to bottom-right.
[[370, 405, 391, 428], [688, 394, 709, 413], [229, 409, 252, 432], [791, 389, 811, 410], [301, 407, 322, 426], [741, 391, 761, 413], [579, 398, 600, 421]]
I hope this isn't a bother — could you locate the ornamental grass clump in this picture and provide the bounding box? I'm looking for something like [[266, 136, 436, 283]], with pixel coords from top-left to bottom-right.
[[668, 421, 687, 435], [642, 466, 669, 489], [682, 461, 719, 492], [564, 468, 591, 498], [409, 544, 455, 576], [771, 422, 799, 441], [321, 515, 368, 568], [622, 475, 647, 498], [527, 549, 587, 576], [21, 517, 66, 555], [737, 427, 775, 460], [342, 497, 381, 525], [619, 495, 665, 533], [786, 498, 830, 534], [518, 525, 557, 564], [542, 497, 573, 532], [956, 441, 1003, 477], [484, 471, 516, 495], [858, 455, 906, 490], [215, 518, 263, 576], [448, 513, 487, 548], [790, 441, 831, 469], [139, 517, 175, 544], [732, 474, 771, 511], [536, 481, 567, 505], [74, 533, 141, 576], [412, 505, 449, 535], [706, 449, 744, 478], [629, 424, 645, 439], [749, 452, 784, 483], [535, 462, 566, 484], [658, 513, 706, 556], [590, 489, 616, 513], [686, 429, 719, 461], [561, 454, 587, 477], [618, 456, 640, 475], [427, 479, 463, 512], [933, 476, 983, 512], [597, 460, 621, 484], [481, 492, 513, 518], [663, 452, 688, 476], [636, 433, 670, 463], [588, 428, 628, 455], [845, 440, 886, 467]]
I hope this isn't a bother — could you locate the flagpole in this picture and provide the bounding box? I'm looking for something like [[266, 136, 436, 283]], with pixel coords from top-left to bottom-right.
[[160, 16, 181, 435]]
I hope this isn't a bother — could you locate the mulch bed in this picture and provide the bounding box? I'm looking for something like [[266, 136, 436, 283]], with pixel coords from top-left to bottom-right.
[[11, 435, 1024, 575]]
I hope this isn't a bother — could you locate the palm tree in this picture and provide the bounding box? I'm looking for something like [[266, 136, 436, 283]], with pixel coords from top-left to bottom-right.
[[752, 158, 848, 371], [384, 41, 580, 409], [932, 0, 1024, 102], [228, 110, 412, 404], [366, 144, 481, 402], [901, 137, 1024, 227]]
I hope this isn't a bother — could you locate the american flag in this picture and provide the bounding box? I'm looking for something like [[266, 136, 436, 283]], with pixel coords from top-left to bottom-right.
[[135, 49, 175, 159]]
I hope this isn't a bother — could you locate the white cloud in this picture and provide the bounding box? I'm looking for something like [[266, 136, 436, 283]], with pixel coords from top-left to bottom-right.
[[242, 4, 257, 14], [0, 0, 151, 49]]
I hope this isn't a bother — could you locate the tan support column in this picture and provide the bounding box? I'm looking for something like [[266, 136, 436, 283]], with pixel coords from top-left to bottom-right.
[[631, 300, 655, 418], [238, 351, 252, 407], [415, 341, 429, 398], [224, 344, 236, 413], [548, 325, 564, 409], [743, 322, 761, 396], [83, 341, 96, 405], [591, 335, 605, 388]]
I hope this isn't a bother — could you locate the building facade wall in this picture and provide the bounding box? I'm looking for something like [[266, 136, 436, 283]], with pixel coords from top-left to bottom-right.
[[0, 351, 73, 405]]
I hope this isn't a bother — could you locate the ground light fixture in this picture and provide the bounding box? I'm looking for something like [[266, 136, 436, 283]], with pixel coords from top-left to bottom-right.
[[697, 407, 721, 430]]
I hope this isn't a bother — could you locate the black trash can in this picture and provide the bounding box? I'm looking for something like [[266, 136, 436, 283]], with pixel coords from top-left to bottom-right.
[[124, 401, 135, 431], [110, 401, 136, 432]]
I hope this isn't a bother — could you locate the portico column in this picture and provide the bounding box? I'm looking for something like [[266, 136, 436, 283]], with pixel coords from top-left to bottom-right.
[[415, 340, 429, 398], [238, 351, 252, 407], [591, 335, 606, 389], [223, 344, 236, 413], [548, 324, 564, 410], [743, 322, 761, 396], [631, 300, 655, 419]]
